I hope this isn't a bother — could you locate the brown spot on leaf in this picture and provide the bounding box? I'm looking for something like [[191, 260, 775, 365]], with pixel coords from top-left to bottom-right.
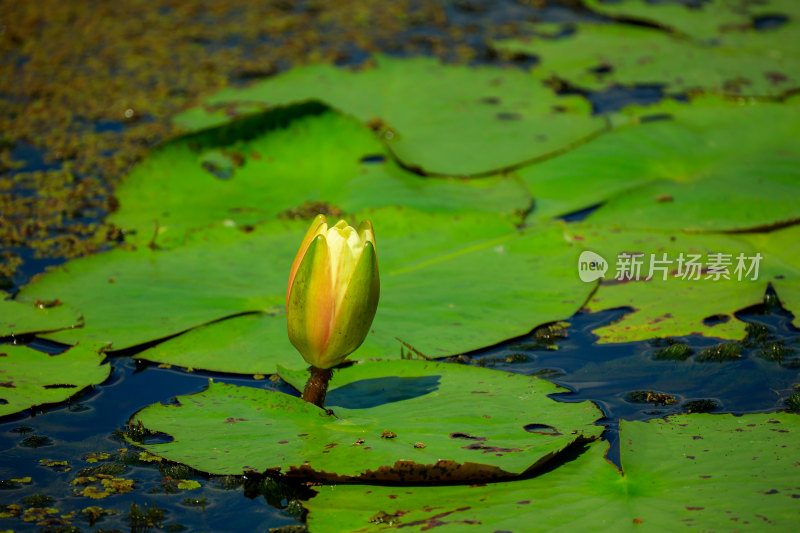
[[450, 433, 486, 441], [765, 71, 788, 85], [35, 298, 62, 308], [463, 443, 523, 454]]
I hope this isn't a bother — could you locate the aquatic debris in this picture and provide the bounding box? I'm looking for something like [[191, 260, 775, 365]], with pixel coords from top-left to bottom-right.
[[786, 392, 800, 413], [696, 343, 741, 363], [82, 505, 118, 527], [651, 338, 693, 360], [626, 391, 677, 406], [126, 502, 165, 529], [681, 399, 719, 413]]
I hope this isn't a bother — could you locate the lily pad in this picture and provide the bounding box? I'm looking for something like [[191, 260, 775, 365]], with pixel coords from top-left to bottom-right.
[[305, 412, 800, 531], [521, 96, 800, 230], [493, 21, 800, 97], [130, 360, 603, 480], [112, 107, 530, 243], [134, 215, 589, 373], [0, 293, 82, 337], [583, 0, 763, 40], [17, 221, 299, 350], [572, 223, 800, 343], [19, 210, 591, 372], [0, 342, 110, 418], [174, 55, 607, 176]]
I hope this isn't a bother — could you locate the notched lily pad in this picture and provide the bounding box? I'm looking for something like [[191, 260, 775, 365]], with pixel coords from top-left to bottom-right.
[[0, 342, 110, 418], [523, 96, 800, 230], [493, 20, 800, 97], [23, 211, 591, 371], [574, 223, 800, 343], [130, 360, 603, 481], [112, 106, 531, 245], [305, 412, 800, 531], [176, 54, 607, 176]]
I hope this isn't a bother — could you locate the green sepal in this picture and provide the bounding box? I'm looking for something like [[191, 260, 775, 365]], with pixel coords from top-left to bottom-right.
[[321, 240, 380, 367], [287, 234, 332, 367]]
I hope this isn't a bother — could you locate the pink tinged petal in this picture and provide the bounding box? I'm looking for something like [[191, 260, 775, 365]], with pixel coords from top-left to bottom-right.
[[287, 214, 328, 306], [287, 234, 335, 368]]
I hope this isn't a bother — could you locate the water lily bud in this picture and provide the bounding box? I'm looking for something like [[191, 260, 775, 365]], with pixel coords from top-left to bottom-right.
[[287, 214, 380, 369]]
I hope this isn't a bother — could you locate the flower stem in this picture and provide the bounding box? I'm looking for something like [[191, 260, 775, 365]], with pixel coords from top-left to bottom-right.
[[302, 366, 333, 408]]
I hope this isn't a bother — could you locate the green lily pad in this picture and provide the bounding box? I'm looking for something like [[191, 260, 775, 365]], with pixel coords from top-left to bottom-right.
[[131, 360, 603, 480], [0, 342, 110, 418], [583, 0, 761, 40], [112, 107, 530, 243], [174, 55, 607, 176], [17, 221, 298, 350], [305, 412, 800, 531], [135, 215, 590, 373], [493, 21, 800, 97], [522, 96, 800, 230], [0, 293, 82, 337], [19, 209, 591, 371], [572, 223, 800, 343]]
